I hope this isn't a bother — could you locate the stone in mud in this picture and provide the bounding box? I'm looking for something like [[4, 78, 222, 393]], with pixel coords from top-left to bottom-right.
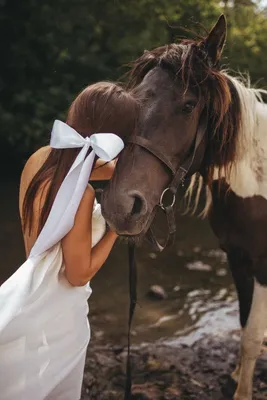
[[132, 383, 162, 400], [193, 246, 201, 253], [186, 261, 212, 271], [146, 354, 170, 372], [101, 390, 121, 399], [216, 268, 227, 276], [149, 252, 157, 259], [204, 248, 227, 263], [164, 387, 181, 399], [148, 285, 167, 300]]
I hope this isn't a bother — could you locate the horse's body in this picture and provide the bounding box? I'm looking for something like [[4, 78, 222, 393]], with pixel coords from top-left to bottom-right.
[[102, 15, 267, 400]]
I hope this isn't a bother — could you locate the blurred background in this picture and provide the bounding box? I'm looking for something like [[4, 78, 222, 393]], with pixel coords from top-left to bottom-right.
[[1, 0, 266, 346]]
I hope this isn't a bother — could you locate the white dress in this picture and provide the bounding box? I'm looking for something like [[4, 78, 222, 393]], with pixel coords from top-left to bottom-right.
[[0, 201, 106, 400], [0, 120, 123, 400]]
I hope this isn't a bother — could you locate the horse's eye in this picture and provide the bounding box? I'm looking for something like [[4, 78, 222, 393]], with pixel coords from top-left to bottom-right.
[[182, 102, 196, 114]]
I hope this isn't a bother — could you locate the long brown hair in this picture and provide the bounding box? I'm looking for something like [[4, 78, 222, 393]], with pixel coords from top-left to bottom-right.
[[22, 82, 138, 235]]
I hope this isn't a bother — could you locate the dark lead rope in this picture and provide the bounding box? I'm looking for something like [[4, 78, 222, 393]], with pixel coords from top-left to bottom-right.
[[124, 241, 137, 400], [96, 187, 137, 399]]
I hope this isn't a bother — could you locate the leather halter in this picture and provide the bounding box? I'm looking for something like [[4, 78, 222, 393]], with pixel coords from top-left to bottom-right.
[[128, 115, 207, 251]]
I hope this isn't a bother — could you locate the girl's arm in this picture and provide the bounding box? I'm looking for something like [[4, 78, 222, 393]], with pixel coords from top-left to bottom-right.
[[62, 184, 118, 286]]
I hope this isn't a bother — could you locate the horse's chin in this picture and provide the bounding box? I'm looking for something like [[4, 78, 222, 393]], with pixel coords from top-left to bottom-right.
[[117, 209, 156, 246], [120, 231, 146, 246]]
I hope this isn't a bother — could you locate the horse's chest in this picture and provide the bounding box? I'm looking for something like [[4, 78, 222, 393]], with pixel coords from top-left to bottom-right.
[[208, 180, 267, 256]]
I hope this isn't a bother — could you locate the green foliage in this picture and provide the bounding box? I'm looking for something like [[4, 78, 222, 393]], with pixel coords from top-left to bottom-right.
[[1, 0, 267, 161]]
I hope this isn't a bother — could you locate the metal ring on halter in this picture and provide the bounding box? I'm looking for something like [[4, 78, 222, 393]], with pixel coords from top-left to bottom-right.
[[159, 188, 176, 210]]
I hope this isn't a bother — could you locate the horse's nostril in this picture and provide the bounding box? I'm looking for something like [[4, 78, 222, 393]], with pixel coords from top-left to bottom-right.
[[130, 194, 145, 216]]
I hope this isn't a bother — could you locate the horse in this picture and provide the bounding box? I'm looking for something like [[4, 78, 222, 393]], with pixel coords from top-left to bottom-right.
[[101, 14, 267, 400]]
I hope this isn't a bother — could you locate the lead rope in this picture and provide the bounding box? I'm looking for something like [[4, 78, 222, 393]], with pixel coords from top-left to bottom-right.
[[96, 186, 137, 399], [124, 241, 137, 400]]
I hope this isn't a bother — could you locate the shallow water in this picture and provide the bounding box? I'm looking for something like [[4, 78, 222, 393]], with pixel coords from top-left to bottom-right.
[[0, 177, 239, 346]]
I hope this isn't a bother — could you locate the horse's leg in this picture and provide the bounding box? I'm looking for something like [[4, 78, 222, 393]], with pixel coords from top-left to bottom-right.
[[233, 257, 267, 400], [227, 248, 254, 384]]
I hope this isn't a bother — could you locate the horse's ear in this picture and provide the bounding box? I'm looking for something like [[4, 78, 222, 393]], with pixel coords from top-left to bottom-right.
[[204, 14, 227, 66]]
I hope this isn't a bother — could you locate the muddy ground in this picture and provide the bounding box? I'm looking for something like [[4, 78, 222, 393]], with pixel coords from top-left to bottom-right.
[[81, 332, 267, 400]]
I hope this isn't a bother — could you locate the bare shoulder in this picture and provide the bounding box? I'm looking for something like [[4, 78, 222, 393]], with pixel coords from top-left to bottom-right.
[[72, 185, 95, 229], [21, 146, 51, 178], [78, 184, 95, 210], [19, 146, 51, 215], [62, 184, 95, 244], [85, 184, 95, 197]]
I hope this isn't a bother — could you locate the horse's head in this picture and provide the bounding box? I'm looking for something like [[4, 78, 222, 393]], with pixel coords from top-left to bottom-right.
[[102, 15, 239, 236]]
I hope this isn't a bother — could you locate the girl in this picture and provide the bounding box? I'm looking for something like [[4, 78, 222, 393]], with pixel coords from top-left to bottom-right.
[[0, 82, 137, 400]]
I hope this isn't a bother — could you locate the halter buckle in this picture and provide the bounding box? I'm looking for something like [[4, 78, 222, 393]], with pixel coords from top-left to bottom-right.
[[159, 188, 176, 210]]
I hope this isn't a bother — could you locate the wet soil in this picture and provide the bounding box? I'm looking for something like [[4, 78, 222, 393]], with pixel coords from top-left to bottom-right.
[[81, 332, 267, 400]]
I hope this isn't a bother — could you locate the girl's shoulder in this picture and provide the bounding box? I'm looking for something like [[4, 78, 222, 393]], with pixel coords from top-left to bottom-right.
[[76, 184, 96, 217], [21, 146, 51, 181]]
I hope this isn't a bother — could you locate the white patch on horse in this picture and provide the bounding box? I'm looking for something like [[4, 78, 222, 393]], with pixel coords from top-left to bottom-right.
[[234, 280, 267, 400], [224, 75, 267, 199]]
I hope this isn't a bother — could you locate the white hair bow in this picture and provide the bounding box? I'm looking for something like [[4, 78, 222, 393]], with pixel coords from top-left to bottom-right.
[[30, 120, 124, 258], [50, 119, 123, 161]]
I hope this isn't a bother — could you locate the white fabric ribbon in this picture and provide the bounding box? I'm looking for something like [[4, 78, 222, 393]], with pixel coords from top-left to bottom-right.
[[30, 120, 124, 258]]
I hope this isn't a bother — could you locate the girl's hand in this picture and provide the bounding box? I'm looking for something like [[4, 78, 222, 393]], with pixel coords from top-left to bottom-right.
[[107, 228, 119, 240], [107, 226, 119, 239]]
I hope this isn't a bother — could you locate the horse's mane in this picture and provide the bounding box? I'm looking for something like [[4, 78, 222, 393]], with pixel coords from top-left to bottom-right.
[[186, 73, 267, 217], [127, 40, 267, 216]]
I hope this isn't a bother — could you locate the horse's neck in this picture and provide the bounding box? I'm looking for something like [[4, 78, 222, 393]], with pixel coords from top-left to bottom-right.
[[225, 100, 267, 199]]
